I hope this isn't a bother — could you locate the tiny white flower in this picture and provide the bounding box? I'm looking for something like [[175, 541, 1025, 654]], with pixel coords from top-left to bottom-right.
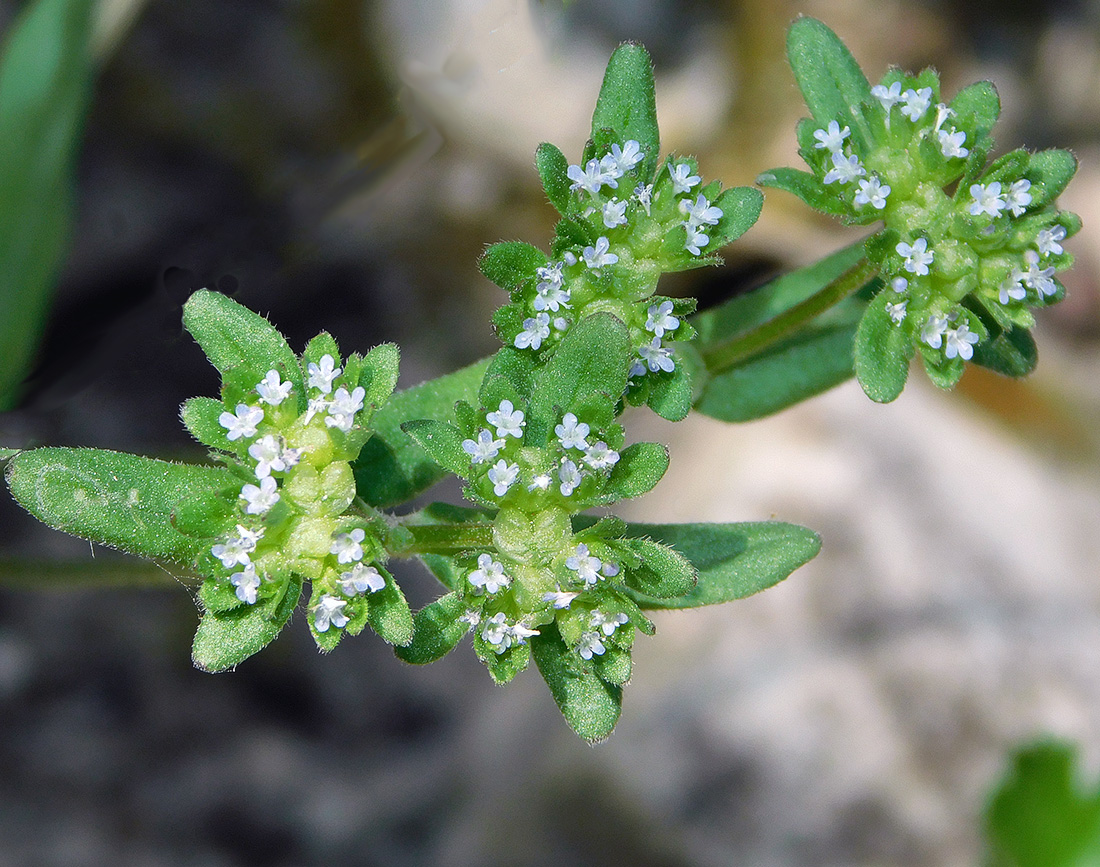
[[897, 238, 934, 276], [339, 562, 385, 595], [211, 526, 258, 569], [566, 543, 603, 586], [999, 270, 1027, 305], [891, 276, 909, 293], [487, 459, 519, 497], [314, 594, 349, 632], [645, 301, 680, 338], [584, 441, 619, 470], [468, 553, 510, 594], [527, 472, 553, 492], [219, 403, 264, 441], [1022, 250, 1058, 298], [812, 120, 851, 152], [240, 476, 280, 515], [684, 226, 710, 256], [854, 176, 891, 209], [542, 588, 579, 609], [872, 81, 904, 112], [248, 434, 287, 478], [307, 354, 341, 395], [230, 564, 262, 605], [458, 609, 481, 627], [885, 300, 908, 324], [823, 151, 866, 185], [600, 561, 620, 578], [553, 317, 570, 332], [639, 337, 676, 373], [1004, 179, 1032, 217], [558, 459, 583, 496], [944, 324, 980, 360], [604, 140, 644, 174], [921, 313, 949, 349], [536, 260, 565, 290], [629, 359, 647, 379], [514, 312, 551, 351], [633, 183, 653, 216], [533, 276, 571, 311], [601, 198, 628, 229], [591, 610, 629, 636], [486, 399, 525, 439], [330, 528, 366, 564], [932, 103, 955, 133], [668, 162, 701, 195], [481, 612, 512, 652], [680, 194, 723, 228], [938, 129, 969, 159], [302, 396, 330, 425], [582, 236, 618, 271], [900, 87, 933, 121], [567, 158, 615, 195], [577, 631, 606, 660], [325, 386, 366, 432], [507, 621, 540, 645], [969, 182, 1006, 218], [1036, 225, 1067, 258], [256, 370, 293, 406], [462, 429, 505, 464], [555, 413, 590, 450]]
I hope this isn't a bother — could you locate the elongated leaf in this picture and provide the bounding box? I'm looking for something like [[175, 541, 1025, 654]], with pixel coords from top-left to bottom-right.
[[0, 0, 95, 409], [535, 142, 571, 214], [359, 343, 400, 411], [853, 293, 911, 403], [618, 537, 696, 599], [1025, 149, 1078, 210], [394, 592, 470, 664], [479, 241, 547, 294], [5, 447, 235, 563], [367, 568, 414, 646], [949, 80, 1000, 148], [709, 187, 764, 248], [401, 419, 470, 477], [617, 521, 821, 609], [596, 442, 669, 504], [192, 576, 302, 672], [354, 357, 488, 507], [180, 396, 231, 451], [531, 621, 622, 743], [756, 167, 851, 217], [590, 42, 659, 181]]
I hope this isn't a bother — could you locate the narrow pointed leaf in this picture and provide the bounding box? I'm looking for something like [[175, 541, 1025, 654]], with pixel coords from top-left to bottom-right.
[[591, 42, 659, 180], [535, 142, 572, 214]]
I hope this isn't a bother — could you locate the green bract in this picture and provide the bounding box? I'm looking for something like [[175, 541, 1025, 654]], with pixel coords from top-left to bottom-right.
[[760, 16, 1080, 399]]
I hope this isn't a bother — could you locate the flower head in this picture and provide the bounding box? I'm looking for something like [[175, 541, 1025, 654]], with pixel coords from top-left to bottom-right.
[[645, 301, 680, 338], [638, 337, 676, 373], [558, 459, 583, 497], [603, 140, 644, 175], [314, 594, 349, 632], [330, 528, 366, 564], [823, 151, 866, 185], [256, 370, 293, 406], [486, 400, 525, 439], [577, 632, 606, 660], [240, 476, 280, 515], [582, 236, 618, 271], [944, 324, 980, 360], [900, 87, 933, 121], [583, 441, 620, 470], [897, 238, 934, 276], [555, 413, 590, 450], [566, 543, 603, 586], [325, 386, 366, 432], [219, 404, 264, 442], [488, 460, 519, 497], [969, 182, 1006, 218], [590, 610, 629, 636], [601, 198, 628, 229], [248, 435, 287, 478], [668, 162, 701, 194], [339, 563, 385, 595], [854, 177, 891, 210], [812, 120, 851, 152], [1004, 179, 1032, 217], [680, 194, 723, 228], [921, 313, 949, 349], [938, 129, 969, 159], [230, 564, 262, 604], [885, 300, 908, 325], [462, 429, 505, 465], [542, 588, 579, 609], [468, 553, 511, 594], [515, 312, 552, 351], [307, 354, 341, 395], [872, 81, 904, 112], [1036, 225, 1067, 258]]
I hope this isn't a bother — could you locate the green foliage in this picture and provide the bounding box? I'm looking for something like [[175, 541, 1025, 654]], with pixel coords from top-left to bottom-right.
[[756, 167, 852, 217], [395, 592, 471, 664], [854, 291, 912, 403], [479, 242, 548, 295], [985, 740, 1100, 867], [535, 142, 572, 213], [531, 621, 622, 743], [193, 576, 303, 672], [0, 0, 96, 409], [595, 442, 669, 504], [400, 419, 471, 477], [590, 42, 660, 181]]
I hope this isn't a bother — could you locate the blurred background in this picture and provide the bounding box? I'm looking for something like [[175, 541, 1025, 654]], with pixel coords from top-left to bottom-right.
[[1, 0, 1100, 864]]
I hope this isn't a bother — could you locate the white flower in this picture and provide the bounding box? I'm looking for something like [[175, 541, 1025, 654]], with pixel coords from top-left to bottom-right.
[[527, 472, 552, 492], [639, 337, 676, 373], [969, 182, 1006, 218], [999, 271, 1027, 305], [330, 528, 366, 564], [325, 386, 366, 432], [582, 236, 618, 271], [568, 158, 616, 194], [555, 413, 590, 450], [891, 277, 909, 293], [897, 238, 934, 276], [558, 459, 583, 496], [462, 429, 505, 464], [256, 370, 293, 406], [553, 317, 570, 332], [1022, 250, 1058, 297], [633, 183, 653, 215], [508, 621, 540, 645], [486, 399, 525, 439], [872, 81, 904, 112], [900, 87, 933, 121], [468, 553, 510, 594], [458, 610, 481, 628], [240, 476, 280, 515], [823, 151, 866, 185], [1036, 225, 1067, 257], [307, 354, 341, 395], [938, 129, 969, 159], [533, 283, 571, 312], [230, 564, 262, 605], [302, 396, 329, 424], [812, 120, 850, 152], [921, 314, 949, 349], [584, 441, 619, 470], [248, 435, 287, 478], [481, 612, 512, 652], [932, 103, 955, 133], [684, 226, 710, 256], [566, 543, 603, 586], [668, 162, 701, 194], [680, 194, 723, 228], [514, 312, 551, 351], [219, 404, 264, 441], [542, 588, 579, 609], [211, 525, 261, 568], [854, 176, 891, 209], [591, 610, 629, 636], [645, 301, 680, 338], [1004, 179, 1032, 217], [601, 198, 628, 229], [601, 561, 620, 578], [536, 260, 565, 290], [577, 631, 606, 660], [885, 300, 908, 324], [629, 359, 647, 379], [604, 140, 644, 174], [339, 562, 385, 595], [314, 594, 349, 632], [944, 324, 980, 360], [488, 459, 519, 496]]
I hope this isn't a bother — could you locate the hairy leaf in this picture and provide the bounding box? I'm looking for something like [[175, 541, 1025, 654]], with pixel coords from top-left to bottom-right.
[[1025, 149, 1078, 210], [395, 592, 470, 664], [854, 292, 912, 403], [400, 419, 471, 477], [480, 241, 547, 294], [192, 576, 302, 672], [535, 142, 572, 214], [590, 42, 659, 181], [532, 621, 622, 743]]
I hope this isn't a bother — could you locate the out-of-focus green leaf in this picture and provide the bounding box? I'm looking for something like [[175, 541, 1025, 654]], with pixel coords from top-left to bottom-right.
[[1025, 149, 1078, 211]]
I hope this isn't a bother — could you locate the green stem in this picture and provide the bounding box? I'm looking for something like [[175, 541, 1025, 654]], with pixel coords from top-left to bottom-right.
[[700, 256, 878, 374], [385, 522, 495, 558]]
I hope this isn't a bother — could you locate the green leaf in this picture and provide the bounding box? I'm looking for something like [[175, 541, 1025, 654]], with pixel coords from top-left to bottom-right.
[[479, 241, 547, 294], [985, 740, 1100, 867], [0, 448, 18, 461], [618, 537, 696, 599], [949, 80, 1000, 149], [400, 419, 471, 477], [1025, 149, 1078, 210], [785, 17, 873, 151], [478, 640, 530, 685], [5, 447, 236, 563], [531, 621, 622, 743], [192, 576, 303, 672], [594, 647, 632, 686], [590, 42, 659, 181], [180, 397, 231, 451], [359, 342, 400, 411], [853, 292, 912, 403], [595, 442, 669, 504], [182, 290, 303, 401], [646, 360, 693, 422], [968, 304, 1038, 378], [616, 521, 821, 610], [756, 167, 851, 217], [708, 186, 764, 248], [0, 0, 96, 409], [367, 567, 414, 646], [535, 142, 572, 214], [394, 592, 471, 664], [354, 357, 488, 507], [198, 577, 247, 615]]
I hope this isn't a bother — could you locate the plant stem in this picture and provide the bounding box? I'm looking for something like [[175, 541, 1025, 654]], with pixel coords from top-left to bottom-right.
[[385, 522, 495, 558], [700, 256, 878, 374]]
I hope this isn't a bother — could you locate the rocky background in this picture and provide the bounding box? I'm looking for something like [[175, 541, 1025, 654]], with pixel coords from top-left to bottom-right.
[[2, 1, 1100, 864]]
